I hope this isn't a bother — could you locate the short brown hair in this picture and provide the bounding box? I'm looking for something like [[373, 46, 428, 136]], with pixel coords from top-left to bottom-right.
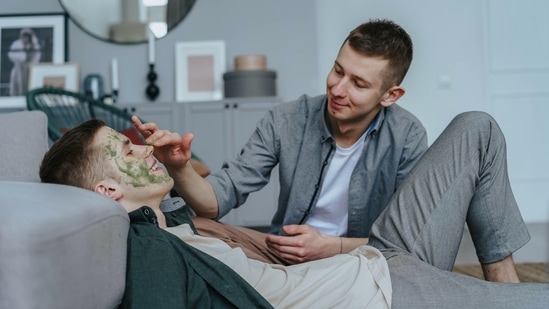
[[40, 119, 113, 190], [344, 19, 413, 91]]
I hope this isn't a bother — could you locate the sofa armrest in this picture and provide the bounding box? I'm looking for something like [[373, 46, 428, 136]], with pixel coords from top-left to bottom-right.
[[0, 181, 129, 309]]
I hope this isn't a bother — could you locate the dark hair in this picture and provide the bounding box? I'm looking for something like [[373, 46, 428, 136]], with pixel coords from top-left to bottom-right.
[[40, 119, 109, 190], [343, 19, 413, 90]]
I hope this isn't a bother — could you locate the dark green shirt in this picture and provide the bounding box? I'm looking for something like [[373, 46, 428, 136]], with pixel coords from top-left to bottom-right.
[[119, 200, 273, 309]]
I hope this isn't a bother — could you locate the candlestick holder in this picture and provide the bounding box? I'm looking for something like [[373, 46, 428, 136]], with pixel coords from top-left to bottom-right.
[[112, 89, 118, 104], [146, 63, 160, 101]]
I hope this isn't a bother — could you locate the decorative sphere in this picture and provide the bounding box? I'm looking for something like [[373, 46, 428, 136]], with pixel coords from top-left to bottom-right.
[[146, 84, 160, 100], [147, 71, 158, 81]]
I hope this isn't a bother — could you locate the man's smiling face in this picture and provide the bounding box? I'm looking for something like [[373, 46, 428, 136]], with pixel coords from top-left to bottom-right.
[[95, 126, 173, 211]]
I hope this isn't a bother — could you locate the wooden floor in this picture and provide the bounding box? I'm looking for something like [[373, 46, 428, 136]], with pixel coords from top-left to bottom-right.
[[453, 263, 549, 283]]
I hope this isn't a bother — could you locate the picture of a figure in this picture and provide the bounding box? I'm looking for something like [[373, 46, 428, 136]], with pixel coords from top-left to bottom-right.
[[7, 28, 41, 96], [0, 26, 54, 97]]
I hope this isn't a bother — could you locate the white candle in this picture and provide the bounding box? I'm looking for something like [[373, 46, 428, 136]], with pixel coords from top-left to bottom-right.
[[148, 29, 155, 64], [90, 78, 99, 99], [111, 58, 119, 90]]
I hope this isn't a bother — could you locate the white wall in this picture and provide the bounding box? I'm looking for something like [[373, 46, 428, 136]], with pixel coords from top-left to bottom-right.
[[315, 0, 549, 223], [316, 0, 487, 141]]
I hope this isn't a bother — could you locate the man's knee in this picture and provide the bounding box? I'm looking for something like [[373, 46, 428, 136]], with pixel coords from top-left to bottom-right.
[[452, 111, 503, 139], [453, 111, 495, 126]]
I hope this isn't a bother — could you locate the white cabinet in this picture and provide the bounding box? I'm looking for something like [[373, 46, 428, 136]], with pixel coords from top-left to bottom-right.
[[180, 97, 281, 227], [117, 103, 177, 132]]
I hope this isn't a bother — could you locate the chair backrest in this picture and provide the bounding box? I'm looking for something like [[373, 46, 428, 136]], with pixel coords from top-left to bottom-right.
[[0, 110, 49, 182], [26, 87, 143, 143], [26, 88, 211, 178]]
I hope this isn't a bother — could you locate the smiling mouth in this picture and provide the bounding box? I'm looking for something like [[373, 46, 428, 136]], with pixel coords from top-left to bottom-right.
[[150, 160, 160, 171], [329, 98, 347, 110]]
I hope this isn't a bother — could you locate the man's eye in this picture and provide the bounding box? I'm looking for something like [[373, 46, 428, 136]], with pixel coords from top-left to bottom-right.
[[355, 82, 366, 89], [127, 150, 133, 155]]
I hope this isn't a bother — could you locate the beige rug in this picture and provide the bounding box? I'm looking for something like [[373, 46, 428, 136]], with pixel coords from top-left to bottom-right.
[[453, 263, 549, 283]]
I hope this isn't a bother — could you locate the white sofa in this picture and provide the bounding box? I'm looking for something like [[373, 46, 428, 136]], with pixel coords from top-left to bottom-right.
[[0, 111, 128, 308]]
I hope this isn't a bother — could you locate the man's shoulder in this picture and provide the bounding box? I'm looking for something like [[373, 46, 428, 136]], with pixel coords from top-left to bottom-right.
[[384, 104, 425, 129]]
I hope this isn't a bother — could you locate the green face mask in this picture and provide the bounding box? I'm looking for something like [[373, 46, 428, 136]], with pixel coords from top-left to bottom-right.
[[104, 131, 171, 187]]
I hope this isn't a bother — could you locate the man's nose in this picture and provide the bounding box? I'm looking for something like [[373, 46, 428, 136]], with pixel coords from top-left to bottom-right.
[[137, 144, 153, 157], [332, 78, 348, 96]]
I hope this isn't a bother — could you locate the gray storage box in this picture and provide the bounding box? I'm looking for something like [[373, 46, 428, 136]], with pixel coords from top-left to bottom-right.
[[223, 70, 276, 98]]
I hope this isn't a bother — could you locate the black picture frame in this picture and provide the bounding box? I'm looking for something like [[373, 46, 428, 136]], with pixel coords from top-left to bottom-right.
[[0, 12, 67, 108]]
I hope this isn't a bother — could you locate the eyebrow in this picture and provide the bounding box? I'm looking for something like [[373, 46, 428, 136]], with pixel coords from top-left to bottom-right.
[[334, 60, 372, 87]]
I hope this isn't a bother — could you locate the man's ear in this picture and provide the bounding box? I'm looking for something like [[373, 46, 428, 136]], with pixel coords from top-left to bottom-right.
[[94, 180, 123, 201], [380, 86, 405, 107]]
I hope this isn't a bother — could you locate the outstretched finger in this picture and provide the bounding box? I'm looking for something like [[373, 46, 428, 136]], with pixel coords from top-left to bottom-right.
[[145, 130, 181, 147], [180, 132, 194, 150], [132, 115, 158, 138]]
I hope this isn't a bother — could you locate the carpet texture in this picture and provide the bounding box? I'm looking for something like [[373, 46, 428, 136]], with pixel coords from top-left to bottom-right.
[[453, 263, 549, 283]]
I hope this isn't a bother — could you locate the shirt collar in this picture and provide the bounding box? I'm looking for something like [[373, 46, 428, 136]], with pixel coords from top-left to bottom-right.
[[320, 97, 386, 142], [367, 108, 383, 138], [128, 206, 159, 227]]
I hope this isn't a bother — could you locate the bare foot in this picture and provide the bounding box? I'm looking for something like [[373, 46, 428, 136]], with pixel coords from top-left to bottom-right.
[[481, 254, 520, 283]]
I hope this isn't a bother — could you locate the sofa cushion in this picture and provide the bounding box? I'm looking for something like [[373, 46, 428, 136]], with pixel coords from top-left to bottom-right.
[[0, 181, 129, 309], [0, 110, 49, 182]]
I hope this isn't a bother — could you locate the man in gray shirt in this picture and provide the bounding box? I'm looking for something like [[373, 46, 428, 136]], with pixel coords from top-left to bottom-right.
[[134, 18, 528, 282], [140, 19, 430, 265]]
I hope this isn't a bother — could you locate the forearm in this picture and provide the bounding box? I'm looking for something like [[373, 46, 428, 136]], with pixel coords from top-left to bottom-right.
[[340, 237, 369, 254], [325, 235, 370, 256], [169, 163, 218, 218]]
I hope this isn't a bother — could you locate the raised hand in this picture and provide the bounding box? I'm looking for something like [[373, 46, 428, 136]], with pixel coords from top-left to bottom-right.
[[131, 115, 193, 169]]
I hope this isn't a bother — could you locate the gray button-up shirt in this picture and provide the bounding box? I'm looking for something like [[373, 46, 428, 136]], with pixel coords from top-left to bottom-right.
[[208, 94, 427, 237]]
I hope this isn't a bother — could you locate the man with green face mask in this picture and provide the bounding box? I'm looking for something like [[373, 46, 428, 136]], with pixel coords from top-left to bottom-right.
[[40, 111, 549, 308]]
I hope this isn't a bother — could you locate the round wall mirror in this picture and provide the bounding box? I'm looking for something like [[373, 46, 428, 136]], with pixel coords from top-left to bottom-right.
[[59, 0, 196, 44]]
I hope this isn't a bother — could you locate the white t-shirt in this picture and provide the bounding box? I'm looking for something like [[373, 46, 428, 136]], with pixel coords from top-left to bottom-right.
[[166, 224, 392, 309], [306, 131, 367, 236]]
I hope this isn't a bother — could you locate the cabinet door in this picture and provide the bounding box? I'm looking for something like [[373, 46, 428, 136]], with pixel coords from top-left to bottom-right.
[[181, 101, 231, 171], [181, 98, 281, 227], [227, 99, 280, 227], [180, 101, 236, 223], [119, 103, 177, 132]]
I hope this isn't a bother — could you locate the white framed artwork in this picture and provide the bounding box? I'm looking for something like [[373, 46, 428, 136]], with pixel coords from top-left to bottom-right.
[[28, 62, 79, 92], [175, 40, 225, 102]]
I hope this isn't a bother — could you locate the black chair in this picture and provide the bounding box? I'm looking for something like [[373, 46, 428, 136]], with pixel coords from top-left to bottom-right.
[[26, 87, 210, 177], [26, 87, 143, 143]]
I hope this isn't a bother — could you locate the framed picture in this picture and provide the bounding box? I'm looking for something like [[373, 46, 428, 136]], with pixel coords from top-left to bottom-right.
[[0, 13, 67, 108], [28, 62, 79, 92], [175, 41, 225, 102]]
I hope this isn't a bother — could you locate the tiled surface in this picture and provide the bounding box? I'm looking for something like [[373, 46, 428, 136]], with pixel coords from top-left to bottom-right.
[[455, 222, 549, 265]]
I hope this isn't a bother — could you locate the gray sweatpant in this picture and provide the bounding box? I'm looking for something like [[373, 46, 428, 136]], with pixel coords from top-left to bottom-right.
[[368, 111, 548, 308]]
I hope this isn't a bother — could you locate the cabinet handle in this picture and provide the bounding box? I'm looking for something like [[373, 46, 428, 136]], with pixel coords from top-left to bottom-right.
[[225, 103, 230, 109], [233, 103, 238, 109]]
